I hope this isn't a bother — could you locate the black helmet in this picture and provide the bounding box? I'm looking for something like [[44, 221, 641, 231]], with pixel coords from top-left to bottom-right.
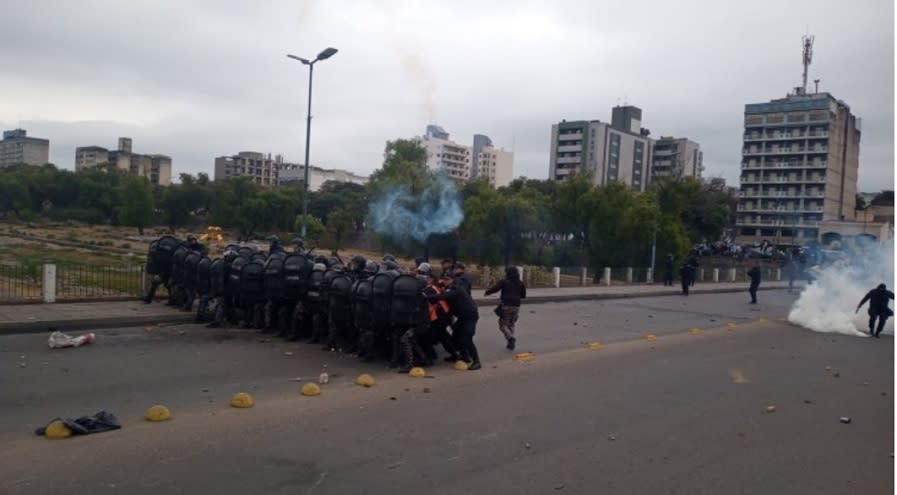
[[314, 255, 328, 265], [269, 235, 279, 242], [878, 283, 887, 290], [382, 253, 396, 263], [383, 260, 400, 271], [327, 256, 341, 267], [350, 255, 367, 271]]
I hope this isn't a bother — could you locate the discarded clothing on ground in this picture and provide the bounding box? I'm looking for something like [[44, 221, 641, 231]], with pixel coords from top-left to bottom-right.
[[48, 330, 95, 349], [35, 410, 121, 436]]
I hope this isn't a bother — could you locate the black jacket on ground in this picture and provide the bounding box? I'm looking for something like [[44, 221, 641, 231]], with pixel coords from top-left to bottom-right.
[[485, 279, 527, 307]]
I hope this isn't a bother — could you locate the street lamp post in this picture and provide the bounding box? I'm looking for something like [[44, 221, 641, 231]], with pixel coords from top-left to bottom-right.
[[287, 47, 338, 239]]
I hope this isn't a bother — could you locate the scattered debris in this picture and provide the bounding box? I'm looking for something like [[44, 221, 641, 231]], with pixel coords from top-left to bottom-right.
[[554, 483, 565, 490], [283, 351, 294, 357], [825, 365, 832, 372], [145, 405, 171, 422], [839, 417, 852, 424], [19, 363, 26, 368], [573, 322, 578, 326], [292, 377, 303, 382], [882, 392, 888, 397], [586, 342, 603, 350], [607, 435, 616, 442], [737, 432, 745, 438], [408, 367, 426, 378], [144, 326, 153, 333], [765, 406, 777, 414], [258, 338, 271, 343], [36, 410, 121, 438], [177, 330, 186, 336], [356, 374, 375, 387], [319, 372, 329, 384], [514, 352, 534, 362], [389, 397, 397, 401], [230, 392, 254, 408], [301, 383, 321, 396], [642, 334, 657, 341], [832, 372, 840, 378], [730, 369, 749, 384], [48, 331, 95, 349], [422, 387, 431, 393], [803, 399, 813, 404], [201, 389, 209, 393], [688, 328, 701, 335], [524, 442, 531, 449], [387, 462, 402, 470], [863, 382, 869, 386]]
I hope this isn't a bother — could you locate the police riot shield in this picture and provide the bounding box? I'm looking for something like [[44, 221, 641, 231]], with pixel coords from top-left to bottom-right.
[[227, 256, 249, 296], [147, 236, 181, 275], [284, 254, 311, 299], [391, 274, 427, 328], [170, 246, 189, 285], [263, 256, 286, 300], [183, 251, 201, 290], [196, 256, 213, 294], [371, 272, 397, 324], [240, 260, 266, 304]]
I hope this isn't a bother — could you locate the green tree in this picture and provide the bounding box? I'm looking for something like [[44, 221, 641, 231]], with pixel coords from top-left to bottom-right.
[[367, 139, 429, 196], [293, 214, 325, 241], [871, 190, 894, 206], [116, 176, 155, 235], [326, 206, 356, 250], [0, 175, 31, 217]]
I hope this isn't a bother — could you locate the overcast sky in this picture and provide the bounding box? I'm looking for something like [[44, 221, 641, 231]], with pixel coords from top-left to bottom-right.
[[0, 0, 893, 191]]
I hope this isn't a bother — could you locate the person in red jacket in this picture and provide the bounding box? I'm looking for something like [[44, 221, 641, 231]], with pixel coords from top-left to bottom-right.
[[485, 267, 527, 350]]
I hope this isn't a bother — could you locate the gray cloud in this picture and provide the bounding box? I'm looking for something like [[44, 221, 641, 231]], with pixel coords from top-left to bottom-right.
[[0, 0, 892, 190]]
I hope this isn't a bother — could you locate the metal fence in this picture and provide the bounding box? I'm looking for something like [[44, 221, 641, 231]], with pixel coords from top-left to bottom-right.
[[0, 263, 43, 302], [56, 264, 146, 300]]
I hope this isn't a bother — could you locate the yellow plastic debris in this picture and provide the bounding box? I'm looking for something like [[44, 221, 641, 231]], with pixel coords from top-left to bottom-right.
[[688, 328, 701, 335], [44, 420, 72, 439], [145, 405, 171, 422], [586, 342, 603, 350], [230, 392, 255, 408], [408, 367, 426, 378], [301, 382, 321, 396], [643, 334, 657, 341], [825, 365, 833, 372], [355, 374, 375, 388], [454, 360, 469, 371], [730, 369, 750, 384], [514, 352, 534, 362]]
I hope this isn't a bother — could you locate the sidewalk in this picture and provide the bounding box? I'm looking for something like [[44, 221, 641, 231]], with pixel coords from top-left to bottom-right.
[[0, 281, 793, 334]]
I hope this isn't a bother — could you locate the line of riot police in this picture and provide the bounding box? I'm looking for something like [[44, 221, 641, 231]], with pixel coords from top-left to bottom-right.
[[143, 235, 481, 371]]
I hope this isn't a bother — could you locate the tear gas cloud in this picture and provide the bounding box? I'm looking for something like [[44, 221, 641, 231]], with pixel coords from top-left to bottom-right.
[[367, 173, 463, 244], [788, 241, 894, 337]]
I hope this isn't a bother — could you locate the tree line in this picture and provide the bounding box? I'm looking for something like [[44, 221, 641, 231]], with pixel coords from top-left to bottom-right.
[[0, 140, 741, 269]]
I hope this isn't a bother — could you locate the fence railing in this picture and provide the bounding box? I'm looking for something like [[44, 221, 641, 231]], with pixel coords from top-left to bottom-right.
[[0, 262, 786, 304], [0, 263, 43, 302]]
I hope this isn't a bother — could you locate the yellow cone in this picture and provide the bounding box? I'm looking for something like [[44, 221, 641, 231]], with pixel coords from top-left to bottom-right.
[[643, 334, 657, 341], [514, 352, 534, 362], [408, 367, 426, 378], [355, 374, 375, 387], [44, 420, 72, 439], [454, 360, 469, 371], [230, 392, 255, 408], [586, 342, 603, 350], [301, 383, 321, 396], [145, 405, 171, 422]]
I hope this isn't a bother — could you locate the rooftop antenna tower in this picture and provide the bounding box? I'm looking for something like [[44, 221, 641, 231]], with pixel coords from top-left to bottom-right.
[[801, 34, 814, 95], [813, 78, 820, 94]]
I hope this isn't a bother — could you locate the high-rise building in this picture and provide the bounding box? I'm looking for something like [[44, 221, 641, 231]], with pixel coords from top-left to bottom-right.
[[736, 92, 860, 244], [0, 128, 49, 167], [651, 137, 703, 183], [75, 137, 171, 185], [416, 126, 514, 187], [549, 106, 653, 191], [214, 151, 280, 186]]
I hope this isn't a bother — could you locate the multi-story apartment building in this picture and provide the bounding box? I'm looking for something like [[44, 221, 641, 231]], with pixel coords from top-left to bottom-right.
[[736, 92, 860, 244], [214, 151, 280, 186], [416, 125, 513, 187], [549, 106, 653, 191], [75, 137, 172, 185], [0, 129, 49, 167], [278, 164, 368, 191], [651, 137, 703, 183]]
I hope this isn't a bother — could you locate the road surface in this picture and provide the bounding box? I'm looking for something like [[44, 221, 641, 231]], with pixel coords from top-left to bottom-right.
[[0, 291, 892, 494]]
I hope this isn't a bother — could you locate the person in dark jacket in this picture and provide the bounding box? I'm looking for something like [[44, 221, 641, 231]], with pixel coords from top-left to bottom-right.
[[485, 266, 527, 350], [663, 253, 674, 287], [686, 251, 700, 287], [747, 264, 762, 304], [452, 263, 472, 295], [679, 263, 693, 296], [426, 276, 481, 370], [856, 283, 895, 338]]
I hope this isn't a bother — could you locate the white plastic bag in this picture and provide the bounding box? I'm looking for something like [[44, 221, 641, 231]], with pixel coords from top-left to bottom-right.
[[48, 331, 95, 349]]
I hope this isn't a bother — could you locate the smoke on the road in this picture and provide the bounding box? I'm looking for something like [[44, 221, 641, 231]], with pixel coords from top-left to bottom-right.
[[788, 241, 894, 337]]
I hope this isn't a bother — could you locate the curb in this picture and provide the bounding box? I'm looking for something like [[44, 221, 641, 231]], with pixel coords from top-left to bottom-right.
[[0, 285, 788, 335]]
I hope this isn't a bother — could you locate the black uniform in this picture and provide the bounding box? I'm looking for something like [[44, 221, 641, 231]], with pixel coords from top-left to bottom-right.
[[747, 266, 761, 304], [679, 264, 693, 296], [857, 285, 895, 338], [686, 254, 699, 287], [427, 284, 481, 370]]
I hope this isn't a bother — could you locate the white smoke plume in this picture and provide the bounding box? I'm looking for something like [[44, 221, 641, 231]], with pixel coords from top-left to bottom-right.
[[367, 173, 463, 244], [788, 241, 894, 337]]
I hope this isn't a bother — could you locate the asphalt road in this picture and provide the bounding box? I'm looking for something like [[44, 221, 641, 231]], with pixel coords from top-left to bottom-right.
[[0, 290, 892, 494]]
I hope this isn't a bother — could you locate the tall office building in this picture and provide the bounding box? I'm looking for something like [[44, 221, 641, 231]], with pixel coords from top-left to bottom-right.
[[651, 137, 703, 183], [548, 105, 653, 191], [736, 37, 860, 244], [214, 151, 280, 186], [0, 129, 49, 167]]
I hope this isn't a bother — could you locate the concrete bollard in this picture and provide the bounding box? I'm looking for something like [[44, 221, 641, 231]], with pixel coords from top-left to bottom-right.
[[603, 267, 611, 286], [776, 268, 782, 281], [728, 268, 737, 282], [42, 264, 56, 303], [713, 268, 720, 283], [646, 268, 654, 284], [626, 267, 633, 284], [698, 268, 704, 283], [552, 267, 560, 288], [482, 267, 491, 288], [580, 267, 587, 286]]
